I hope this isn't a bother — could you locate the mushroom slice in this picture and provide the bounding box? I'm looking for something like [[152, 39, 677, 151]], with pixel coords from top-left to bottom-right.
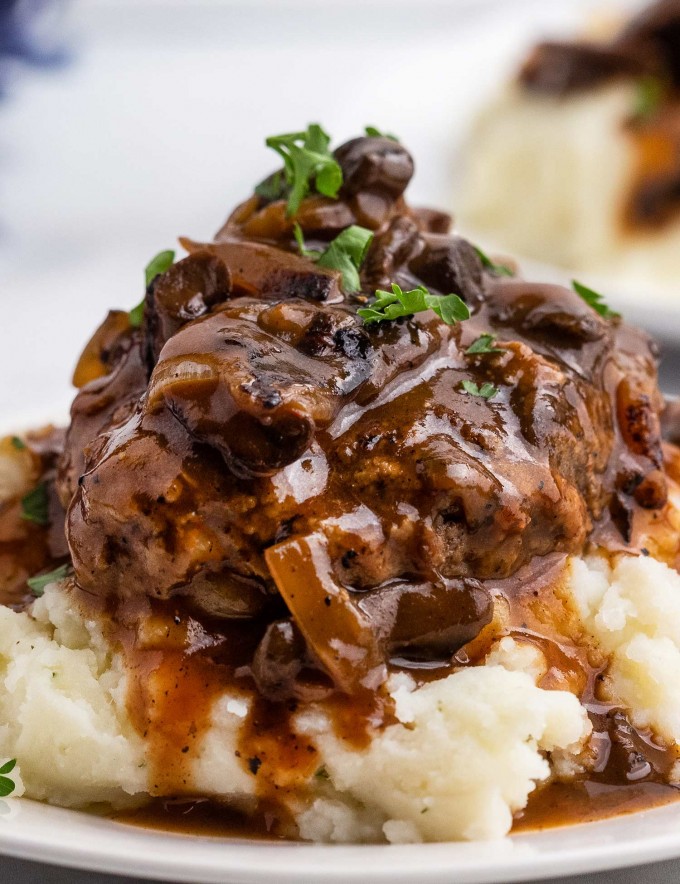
[[181, 237, 344, 304]]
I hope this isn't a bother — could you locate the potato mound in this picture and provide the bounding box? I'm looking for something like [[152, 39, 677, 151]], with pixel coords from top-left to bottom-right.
[[6, 550, 680, 840]]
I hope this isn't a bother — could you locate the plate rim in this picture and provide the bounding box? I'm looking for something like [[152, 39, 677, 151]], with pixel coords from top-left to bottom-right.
[[2, 797, 680, 883]]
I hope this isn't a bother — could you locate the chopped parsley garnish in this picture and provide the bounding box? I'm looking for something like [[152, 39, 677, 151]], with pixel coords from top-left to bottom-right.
[[315, 766, 330, 780], [294, 224, 373, 293], [364, 125, 399, 142], [144, 249, 175, 288], [572, 279, 620, 319], [128, 301, 145, 329], [129, 249, 176, 327], [27, 564, 72, 597], [293, 222, 317, 259], [474, 245, 513, 277], [10, 436, 25, 451], [633, 76, 665, 121], [20, 483, 49, 526], [466, 333, 504, 355], [0, 760, 17, 798], [254, 170, 287, 202], [358, 283, 470, 327], [263, 124, 343, 217], [461, 380, 498, 400], [317, 226, 373, 293]]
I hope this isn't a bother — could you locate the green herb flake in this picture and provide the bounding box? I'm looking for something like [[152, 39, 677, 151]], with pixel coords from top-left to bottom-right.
[[633, 76, 665, 121], [264, 124, 343, 216], [20, 483, 49, 526], [474, 245, 514, 277], [316, 226, 374, 293], [466, 333, 504, 355], [358, 283, 470, 327], [294, 224, 373, 293], [144, 249, 176, 289], [0, 759, 17, 798], [292, 223, 320, 260], [129, 250, 176, 328], [255, 170, 288, 202], [27, 563, 72, 597], [10, 436, 26, 451], [572, 280, 620, 320], [128, 301, 145, 328], [461, 380, 499, 400], [364, 125, 399, 142], [315, 766, 330, 780]]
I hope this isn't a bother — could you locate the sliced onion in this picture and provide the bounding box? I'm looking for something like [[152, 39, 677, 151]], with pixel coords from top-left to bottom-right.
[[265, 533, 387, 695]]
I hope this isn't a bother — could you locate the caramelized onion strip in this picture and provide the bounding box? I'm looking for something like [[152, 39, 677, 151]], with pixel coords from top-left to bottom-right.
[[264, 534, 387, 694]]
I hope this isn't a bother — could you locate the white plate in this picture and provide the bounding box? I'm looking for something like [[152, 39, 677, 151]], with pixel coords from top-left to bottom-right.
[[3, 1, 680, 882], [2, 795, 680, 884]]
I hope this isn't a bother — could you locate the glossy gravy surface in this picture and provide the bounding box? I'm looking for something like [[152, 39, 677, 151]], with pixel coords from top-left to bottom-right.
[[112, 780, 680, 840]]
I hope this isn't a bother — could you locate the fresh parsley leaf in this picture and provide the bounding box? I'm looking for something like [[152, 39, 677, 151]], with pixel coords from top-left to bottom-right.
[[466, 333, 504, 355], [474, 245, 513, 277], [364, 125, 399, 142], [129, 250, 176, 328], [128, 301, 145, 328], [255, 170, 288, 202], [358, 283, 470, 326], [10, 436, 25, 451], [461, 380, 498, 399], [27, 564, 72, 597], [0, 760, 17, 798], [292, 223, 320, 259], [144, 250, 175, 288], [20, 483, 49, 526], [316, 226, 374, 293], [265, 124, 343, 216], [572, 280, 620, 319], [294, 224, 373, 293], [633, 76, 665, 121]]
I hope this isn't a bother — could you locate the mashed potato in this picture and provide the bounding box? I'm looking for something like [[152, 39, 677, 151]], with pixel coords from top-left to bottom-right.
[[297, 660, 589, 842], [0, 585, 146, 808], [0, 582, 594, 842], [564, 554, 680, 750]]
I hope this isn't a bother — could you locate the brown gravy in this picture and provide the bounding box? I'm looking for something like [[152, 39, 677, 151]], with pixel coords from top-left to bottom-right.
[[113, 797, 297, 841], [515, 780, 680, 833], [110, 781, 680, 841]]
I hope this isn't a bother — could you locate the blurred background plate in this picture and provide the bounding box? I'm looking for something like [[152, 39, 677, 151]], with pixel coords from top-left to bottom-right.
[[2, 0, 668, 425]]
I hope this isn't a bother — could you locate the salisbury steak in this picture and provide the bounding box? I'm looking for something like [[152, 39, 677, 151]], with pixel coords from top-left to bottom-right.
[[60, 132, 665, 693]]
